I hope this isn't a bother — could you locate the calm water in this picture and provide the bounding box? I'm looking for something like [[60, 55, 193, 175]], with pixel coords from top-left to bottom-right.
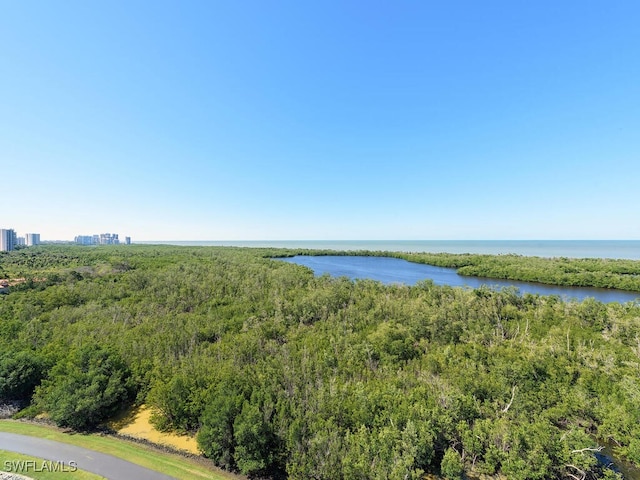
[[278, 255, 640, 304], [143, 240, 640, 260]]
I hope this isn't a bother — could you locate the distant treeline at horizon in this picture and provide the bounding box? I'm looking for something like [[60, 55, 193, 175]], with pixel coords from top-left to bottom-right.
[[132, 239, 640, 260]]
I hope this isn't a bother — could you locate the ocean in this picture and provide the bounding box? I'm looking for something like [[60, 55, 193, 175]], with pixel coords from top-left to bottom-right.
[[138, 240, 640, 260]]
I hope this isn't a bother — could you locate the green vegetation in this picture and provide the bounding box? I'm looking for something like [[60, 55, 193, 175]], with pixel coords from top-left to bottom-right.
[[34, 346, 134, 430], [0, 350, 45, 401], [1, 245, 640, 479], [398, 252, 640, 292], [0, 421, 233, 480]]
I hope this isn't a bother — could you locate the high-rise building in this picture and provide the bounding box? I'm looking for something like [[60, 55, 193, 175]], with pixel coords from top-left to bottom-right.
[[75, 235, 94, 245], [0, 229, 16, 252], [125, 236, 131, 245], [25, 233, 40, 246], [75, 233, 127, 245], [98, 233, 119, 245]]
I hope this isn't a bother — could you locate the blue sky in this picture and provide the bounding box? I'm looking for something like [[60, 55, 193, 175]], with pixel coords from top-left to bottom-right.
[[1, 1, 639, 241]]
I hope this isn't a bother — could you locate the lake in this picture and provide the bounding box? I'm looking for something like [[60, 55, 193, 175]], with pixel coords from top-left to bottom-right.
[[278, 255, 640, 304]]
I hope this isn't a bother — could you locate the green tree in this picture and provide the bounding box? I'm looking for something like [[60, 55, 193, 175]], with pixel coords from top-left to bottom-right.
[[233, 400, 279, 476], [148, 373, 198, 432], [0, 351, 45, 401], [441, 447, 464, 480], [197, 386, 244, 470], [35, 345, 133, 430]]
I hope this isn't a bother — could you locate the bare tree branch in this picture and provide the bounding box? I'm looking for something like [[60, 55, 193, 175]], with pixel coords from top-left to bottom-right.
[[571, 446, 603, 454], [501, 385, 516, 413], [571, 447, 603, 453], [566, 464, 586, 480]]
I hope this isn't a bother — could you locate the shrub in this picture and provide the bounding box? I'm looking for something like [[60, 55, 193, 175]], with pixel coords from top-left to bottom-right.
[[35, 345, 134, 430]]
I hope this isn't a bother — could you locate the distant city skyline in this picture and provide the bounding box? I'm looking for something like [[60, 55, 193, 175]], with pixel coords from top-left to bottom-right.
[[2, 2, 639, 241], [0, 227, 131, 248]]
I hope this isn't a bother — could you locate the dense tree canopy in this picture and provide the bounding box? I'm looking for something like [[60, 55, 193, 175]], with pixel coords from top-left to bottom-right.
[[34, 345, 133, 430], [1, 245, 639, 478], [0, 350, 46, 401]]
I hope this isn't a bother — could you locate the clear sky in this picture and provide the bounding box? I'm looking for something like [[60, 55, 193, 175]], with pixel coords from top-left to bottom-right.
[[1, 1, 639, 241]]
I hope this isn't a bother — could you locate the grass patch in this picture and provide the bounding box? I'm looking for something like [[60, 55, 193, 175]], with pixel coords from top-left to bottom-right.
[[0, 449, 104, 479], [0, 421, 240, 480]]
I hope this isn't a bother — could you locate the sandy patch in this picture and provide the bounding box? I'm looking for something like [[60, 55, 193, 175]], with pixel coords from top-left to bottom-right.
[[108, 405, 200, 454]]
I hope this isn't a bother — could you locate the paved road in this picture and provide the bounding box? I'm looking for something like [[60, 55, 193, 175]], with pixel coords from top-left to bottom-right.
[[0, 432, 177, 480]]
